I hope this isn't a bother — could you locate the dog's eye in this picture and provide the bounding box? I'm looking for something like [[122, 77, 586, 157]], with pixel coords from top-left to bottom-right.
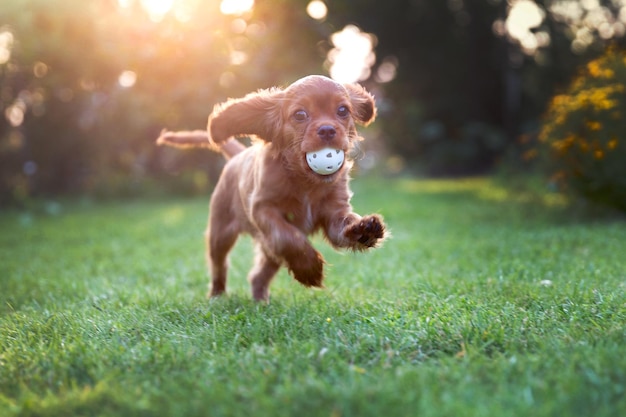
[[337, 105, 349, 118], [293, 110, 309, 122]]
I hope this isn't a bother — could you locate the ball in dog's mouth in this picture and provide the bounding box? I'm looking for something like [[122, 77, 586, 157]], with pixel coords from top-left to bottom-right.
[[306, 148, 345, 175]]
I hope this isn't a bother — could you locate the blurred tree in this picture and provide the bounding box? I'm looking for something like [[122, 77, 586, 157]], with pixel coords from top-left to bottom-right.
[[328, 0, 626, 175]]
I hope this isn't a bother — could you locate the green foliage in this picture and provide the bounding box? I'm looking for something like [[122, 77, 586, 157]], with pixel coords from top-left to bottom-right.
[[539, 49, 626, 212], [1, 178, 626, 416]]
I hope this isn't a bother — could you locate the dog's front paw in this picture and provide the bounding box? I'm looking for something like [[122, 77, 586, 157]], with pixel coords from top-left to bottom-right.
[[287, 247, 325, 288], [345, 214, 386, 249]]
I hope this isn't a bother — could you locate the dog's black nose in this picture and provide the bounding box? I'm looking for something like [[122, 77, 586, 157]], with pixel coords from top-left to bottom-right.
[[317, 125, 336, 141]]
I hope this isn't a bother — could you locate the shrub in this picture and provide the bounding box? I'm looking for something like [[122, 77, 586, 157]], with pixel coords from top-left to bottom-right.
[[539, 49, 626, 212]]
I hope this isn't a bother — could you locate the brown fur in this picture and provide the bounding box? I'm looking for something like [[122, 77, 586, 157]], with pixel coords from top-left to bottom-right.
[[157, 75, 386, 301]]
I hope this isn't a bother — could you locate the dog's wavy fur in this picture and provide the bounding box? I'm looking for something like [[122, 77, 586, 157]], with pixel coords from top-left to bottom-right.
[[157, 75, 386, 301]]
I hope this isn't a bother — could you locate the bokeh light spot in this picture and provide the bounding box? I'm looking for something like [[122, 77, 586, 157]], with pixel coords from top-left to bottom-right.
[[230, 50, 248, 66], [5, 101, 26, 127], [33, 61, 48, 78], [0, 30, 14, 65], [231, 18, 247, 34], [375, 56, 398, 83], [327, 25, 376, 84], [246, 22, 266, 37], [307, 1, 328, 21], [505, 0, 546, 54], [119, 70, 137, 88]]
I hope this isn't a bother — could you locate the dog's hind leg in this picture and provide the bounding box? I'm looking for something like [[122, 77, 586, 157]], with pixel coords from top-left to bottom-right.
[[248, 244, 280, 302], [205, 217, 239, 298]]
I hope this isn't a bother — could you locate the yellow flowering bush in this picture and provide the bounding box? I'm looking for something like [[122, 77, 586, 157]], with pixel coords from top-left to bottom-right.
[[539, 49, 626, 212]]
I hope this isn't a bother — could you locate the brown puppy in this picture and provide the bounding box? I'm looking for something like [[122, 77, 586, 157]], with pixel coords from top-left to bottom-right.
[[157, 75, 386, 301]]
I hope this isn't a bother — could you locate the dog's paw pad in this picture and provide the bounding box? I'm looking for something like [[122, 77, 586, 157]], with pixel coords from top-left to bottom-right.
[[347, 215, 386, 248]]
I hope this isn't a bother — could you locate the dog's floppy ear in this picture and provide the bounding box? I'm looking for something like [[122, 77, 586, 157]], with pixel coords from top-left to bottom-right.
[[208, 88, 284, 145], [345, 83, 376, 126]]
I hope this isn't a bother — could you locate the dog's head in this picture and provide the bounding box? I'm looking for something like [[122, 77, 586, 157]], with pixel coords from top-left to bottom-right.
[[208, 75, 376, 181]]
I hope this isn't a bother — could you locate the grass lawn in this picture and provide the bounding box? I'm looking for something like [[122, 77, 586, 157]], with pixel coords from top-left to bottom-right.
[[1, 177, 625, 417]]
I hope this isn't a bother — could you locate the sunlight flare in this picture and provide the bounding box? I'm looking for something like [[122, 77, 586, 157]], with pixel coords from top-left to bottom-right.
[[140, 0, 174, 22], [220, 0, 254, 15]]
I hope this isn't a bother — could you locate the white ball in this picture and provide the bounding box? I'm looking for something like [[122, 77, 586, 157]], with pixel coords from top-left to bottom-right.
[[306, 147, 345, 175]]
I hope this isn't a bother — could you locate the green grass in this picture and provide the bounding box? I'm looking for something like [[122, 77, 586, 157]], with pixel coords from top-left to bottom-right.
[[1, 177, 625, 417]]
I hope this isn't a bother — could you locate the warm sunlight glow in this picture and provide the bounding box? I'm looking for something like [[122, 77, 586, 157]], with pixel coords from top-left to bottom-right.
[[220, 0, 254, 16], [327, 25, 375, 84], [307, 1, 328, 21], [140, 0, 174, 22], [173, 2, 194, 23]]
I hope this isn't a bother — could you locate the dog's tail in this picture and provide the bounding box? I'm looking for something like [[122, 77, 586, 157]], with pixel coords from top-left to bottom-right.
[[156, 130, 246, 160]]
